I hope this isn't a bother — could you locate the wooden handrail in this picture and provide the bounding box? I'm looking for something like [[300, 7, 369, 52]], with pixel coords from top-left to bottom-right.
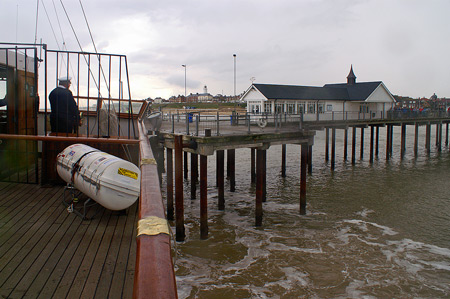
[[0, 134, 139, 144], [133, 121, 178, 298]]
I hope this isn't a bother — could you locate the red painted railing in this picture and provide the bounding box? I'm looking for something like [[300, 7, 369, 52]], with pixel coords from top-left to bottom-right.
[[133, 121, 178, 298]]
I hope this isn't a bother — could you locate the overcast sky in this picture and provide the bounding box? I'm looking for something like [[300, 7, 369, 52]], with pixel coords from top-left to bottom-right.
[[1, 0, 450, 100]]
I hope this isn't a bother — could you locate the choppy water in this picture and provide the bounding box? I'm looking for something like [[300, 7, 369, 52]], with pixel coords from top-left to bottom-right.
[[165, 125, 450, 298]]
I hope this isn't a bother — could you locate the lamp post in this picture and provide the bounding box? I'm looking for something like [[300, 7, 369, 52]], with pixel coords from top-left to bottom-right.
[[182, 64, 186, 98], [233, 54, 236, 110]]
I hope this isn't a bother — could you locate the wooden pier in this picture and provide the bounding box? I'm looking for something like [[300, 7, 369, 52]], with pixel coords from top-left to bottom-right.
[[0, 182, 137, 298], [157, 114, 450, 241]]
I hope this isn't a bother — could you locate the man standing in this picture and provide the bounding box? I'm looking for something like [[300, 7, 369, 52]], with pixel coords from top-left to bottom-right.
[[49, 76, 80, 133]]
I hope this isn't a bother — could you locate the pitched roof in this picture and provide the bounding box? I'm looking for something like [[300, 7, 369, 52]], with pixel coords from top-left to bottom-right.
[[252, 81, 382, 102], [323, 81, 382, 101]]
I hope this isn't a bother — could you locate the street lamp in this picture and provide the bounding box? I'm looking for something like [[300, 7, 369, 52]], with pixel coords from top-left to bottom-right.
[[233, 54, 236, 110], [182, 64, 186, 98]]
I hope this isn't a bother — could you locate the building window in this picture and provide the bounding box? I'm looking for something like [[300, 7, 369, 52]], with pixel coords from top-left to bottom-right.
[[307, 102, 316, 114], [275, 103, 284, 113], [264, 102, 272, 113], [318, 103, 325, 113], [359, 104, 369, 113], [287, 103, 295, 114], [297, 103, 305, 114], [327, 104, 333, 111]]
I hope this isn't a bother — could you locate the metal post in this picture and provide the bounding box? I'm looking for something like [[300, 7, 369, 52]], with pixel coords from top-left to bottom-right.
[[262, 149, 267, 202], [171, 114, 175, 133], [166, 148, 174, 221], [195, 115, 199, 136], [217, 150, 225, 210], [255, 149, 263, 226], [186, 112, 189, 135], [331, 128, 336, 170], [360, 127, 364, 160], [414, 122, 419, 157], [251, 148, 256, 183], [386, 125, 391, 160], [370, 126, 374, 163], [229, 149, 236, 192], [445, 122, 449, 146], [200, 153, 208, 239], [344, 128, 348, 161], [216, 112, 220, 136], [281, 144, 286, 177], [325, 127, 329, 162], [300, 144, 307, 215], [375, 126, 379, 157], [174, 135, 185, 241], [184, 152, 188, 180], [308, 145, 313, 174], [191, 153, 198, 200], [401, 124, 406, 159], [352, 126, 356, 165]]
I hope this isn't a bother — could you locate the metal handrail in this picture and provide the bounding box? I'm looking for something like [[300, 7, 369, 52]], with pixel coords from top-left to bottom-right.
[[133, 121, 178, 299]]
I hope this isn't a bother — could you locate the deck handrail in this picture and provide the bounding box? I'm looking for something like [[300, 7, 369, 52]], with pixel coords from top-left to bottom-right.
[[133, 121, 178, 298], [0, 133, 139, 144]]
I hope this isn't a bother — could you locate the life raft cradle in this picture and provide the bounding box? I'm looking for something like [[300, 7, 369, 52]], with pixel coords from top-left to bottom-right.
[[61, 183, 100, 220]]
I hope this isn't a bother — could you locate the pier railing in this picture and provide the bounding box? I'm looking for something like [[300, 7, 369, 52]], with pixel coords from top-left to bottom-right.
[[133, 120, 178, 298], [158, 110, 450, 136]]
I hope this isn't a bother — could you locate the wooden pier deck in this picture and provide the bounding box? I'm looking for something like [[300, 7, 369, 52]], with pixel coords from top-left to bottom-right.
[[0, 181, 137, 298]]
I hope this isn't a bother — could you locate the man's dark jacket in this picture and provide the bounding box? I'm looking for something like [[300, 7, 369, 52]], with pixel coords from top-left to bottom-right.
[[49, 86, 80, 133]]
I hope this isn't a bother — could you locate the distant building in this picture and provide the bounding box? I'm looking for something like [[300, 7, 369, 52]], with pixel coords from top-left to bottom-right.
[[240, 66, 396, 119]]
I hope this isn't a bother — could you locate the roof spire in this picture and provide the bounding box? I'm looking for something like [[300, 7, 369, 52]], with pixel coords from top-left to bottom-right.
[[347, 64, 356, 85]]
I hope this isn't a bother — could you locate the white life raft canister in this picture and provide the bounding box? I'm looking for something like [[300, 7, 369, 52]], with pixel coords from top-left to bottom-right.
[[56, 144, 141, 210]]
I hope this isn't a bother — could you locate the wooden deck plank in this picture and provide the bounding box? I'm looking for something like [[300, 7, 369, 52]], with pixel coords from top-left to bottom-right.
[[0, 189, 66, 280], [64, 212, 113, 298], [51, 208, 106, 299], [108, 203, 138, 298], [122, 205, 138, 298], [2, 212, 75, 298], [0, 187, 62, 255], [0, 182, 35, 208], [95, 208, 134, 298], [24, 214, 87, 298], [80, 214, 120, 297], [0, 186, 59, 239], [0, 182, 139, 298]]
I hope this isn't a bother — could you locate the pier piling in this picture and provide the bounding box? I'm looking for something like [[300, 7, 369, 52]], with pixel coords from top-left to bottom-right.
[[255, 149, 264, 226], [401, 124, 406, 159], [251, 148, 256, 183], [174, 135, 185, 242], [166, 148, 174, 221], [300, 144, 308, 215], [360, 127, 364, 160], [370, 126, 374, 163], [281, 144, 286, 177], [331, 128, 336, 170], [217, 150, 225, 210], [191, 153, 198, 200], [352, 126, 356, 165]]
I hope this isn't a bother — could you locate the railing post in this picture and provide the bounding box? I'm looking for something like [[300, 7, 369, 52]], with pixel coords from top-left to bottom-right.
[[247, 113, 251, 134], [171, 114, 175, 133], [185, 112, 189, 135], [195, 115, 199, 136], [216, 111, 220, 136]]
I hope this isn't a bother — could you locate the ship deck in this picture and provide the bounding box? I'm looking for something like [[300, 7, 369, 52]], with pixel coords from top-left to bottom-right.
[[0, 181, 137, 298]]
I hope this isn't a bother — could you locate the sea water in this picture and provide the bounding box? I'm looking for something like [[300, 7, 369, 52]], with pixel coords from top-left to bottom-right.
[[166, 125, 450, 298]]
